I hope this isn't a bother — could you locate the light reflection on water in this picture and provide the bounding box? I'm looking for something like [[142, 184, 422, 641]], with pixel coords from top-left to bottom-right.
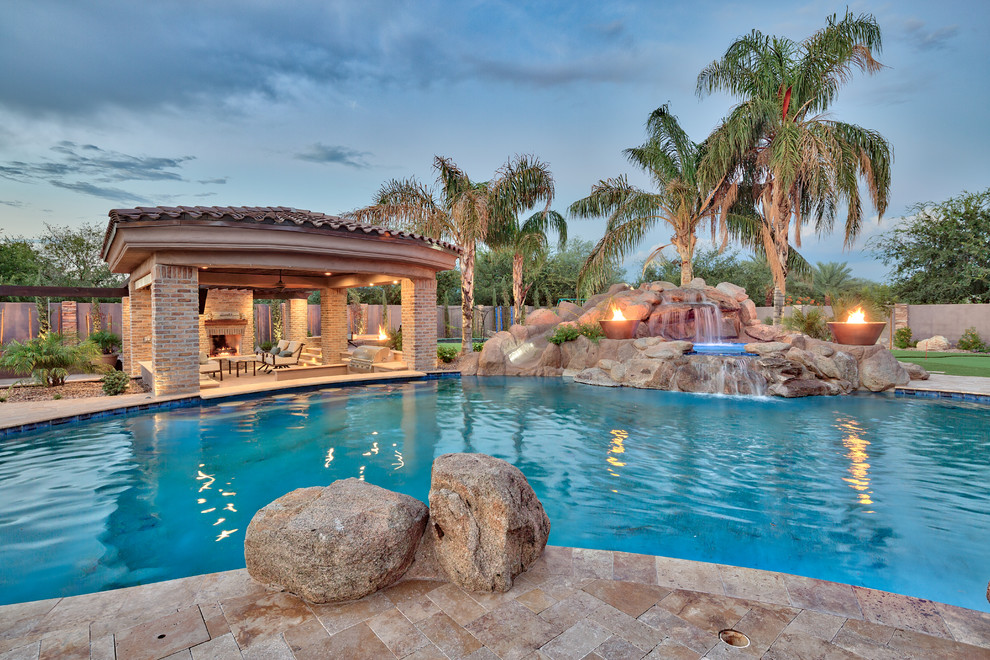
[[0, 378, 987, 612]]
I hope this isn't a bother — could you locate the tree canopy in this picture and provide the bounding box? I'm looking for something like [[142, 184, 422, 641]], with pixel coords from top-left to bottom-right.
[[870, 188, 990, 303]]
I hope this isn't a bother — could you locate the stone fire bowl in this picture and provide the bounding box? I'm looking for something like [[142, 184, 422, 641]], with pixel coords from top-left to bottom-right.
[[599, 319, 640, 340], [827, 321, 886, 346]]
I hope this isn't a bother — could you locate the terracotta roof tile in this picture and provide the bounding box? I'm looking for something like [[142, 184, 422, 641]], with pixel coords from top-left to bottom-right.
[[104, 205, 459, 254]]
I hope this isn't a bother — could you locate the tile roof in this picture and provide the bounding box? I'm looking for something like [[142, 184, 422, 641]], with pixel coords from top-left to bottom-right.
[[104, 206, 459, 254]]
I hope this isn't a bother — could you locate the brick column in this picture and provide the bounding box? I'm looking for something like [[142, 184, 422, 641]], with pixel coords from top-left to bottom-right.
[[287, 298, 309, 345], [320, 288, 347, 364], [120, 296, 131, 375], [60, 301, 78, 339], [128, 278, 153, 377], [401, 277, 437, 371], [151, 264, 199, 396]]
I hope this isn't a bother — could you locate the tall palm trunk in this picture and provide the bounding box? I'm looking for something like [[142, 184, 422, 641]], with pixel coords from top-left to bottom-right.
[[761, 190, 792, 325], [512, 253, 526, 324], [460, 243, 476, 354], [674, 227, 696, 286]]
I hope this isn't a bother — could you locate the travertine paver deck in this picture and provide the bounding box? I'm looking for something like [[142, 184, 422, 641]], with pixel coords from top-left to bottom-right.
[[2, 547, 988, 659], [896, 373, 990, 397], [0, 370, 428, 433]]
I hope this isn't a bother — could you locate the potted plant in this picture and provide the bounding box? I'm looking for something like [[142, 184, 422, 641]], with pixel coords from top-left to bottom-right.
[[88, 330, 122, 368]]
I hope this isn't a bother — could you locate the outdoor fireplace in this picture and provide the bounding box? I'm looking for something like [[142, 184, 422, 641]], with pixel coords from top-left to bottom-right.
[[204, 318, 247, 356]]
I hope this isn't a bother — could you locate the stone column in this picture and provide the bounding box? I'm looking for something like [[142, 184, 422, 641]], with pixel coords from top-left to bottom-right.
[[60, 301, 78, 339], [128, 278, 153, 378], [320, 288, 347, 364], [151, 264, 200, 396], [287, 298, 309, 345], [401, 277, 437, 371], [120, 296, 131, 375]]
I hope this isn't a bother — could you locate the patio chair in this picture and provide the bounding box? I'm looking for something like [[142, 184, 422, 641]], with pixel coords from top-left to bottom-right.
[[199, 352, 222, 381], [262, 340, 305, 371]]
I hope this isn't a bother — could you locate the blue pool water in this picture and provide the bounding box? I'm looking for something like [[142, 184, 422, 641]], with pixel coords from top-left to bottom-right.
[[1, 377, 988, 612]]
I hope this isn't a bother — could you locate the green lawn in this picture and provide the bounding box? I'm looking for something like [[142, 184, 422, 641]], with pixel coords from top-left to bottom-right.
[[891, 350, 990, 378]]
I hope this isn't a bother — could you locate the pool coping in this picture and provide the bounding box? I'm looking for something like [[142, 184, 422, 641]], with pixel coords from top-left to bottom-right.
[[1, 547, 987, 658], [0, 370, 461, 437]]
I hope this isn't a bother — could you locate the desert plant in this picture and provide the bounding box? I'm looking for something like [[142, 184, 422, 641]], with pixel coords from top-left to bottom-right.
[[957, 327, 988, 353], [437, 344, 458, 363], [548, 322, 606, 345], [88, 329, 121, 355], [0, 333, 100, 387], [473, 342, 485, 352], [101, 370, 130, 396], [893, 327, 916, 349], [783, 306, 831, 340]]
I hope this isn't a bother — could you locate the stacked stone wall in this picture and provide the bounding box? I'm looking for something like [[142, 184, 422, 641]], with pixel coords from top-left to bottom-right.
[[128, 280, 153, 377], [59, 301, 78, 339], [401, 278, 437, 371], [287, 299, 309, 346], [320, 288, 347, 364], [151, 265, 199, 395]]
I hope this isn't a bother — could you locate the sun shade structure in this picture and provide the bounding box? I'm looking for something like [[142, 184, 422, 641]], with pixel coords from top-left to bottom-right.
[[102, 206, 459, 396]]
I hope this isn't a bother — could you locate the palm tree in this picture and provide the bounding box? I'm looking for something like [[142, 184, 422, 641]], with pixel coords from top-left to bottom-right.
[[349, 155, 554, 353], [697, 10, 892, 324], [488, 210, 567, 323], [570, 105, 738, 291]]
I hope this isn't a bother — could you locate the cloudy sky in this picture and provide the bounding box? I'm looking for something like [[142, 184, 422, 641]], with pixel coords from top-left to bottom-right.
[[1, 0, 987, 281]]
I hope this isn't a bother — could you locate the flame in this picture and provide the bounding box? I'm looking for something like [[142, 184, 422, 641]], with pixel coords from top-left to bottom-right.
[[377, 324, 388, 340], [846, 307, 866, 324], [609, 306, 626, 321]]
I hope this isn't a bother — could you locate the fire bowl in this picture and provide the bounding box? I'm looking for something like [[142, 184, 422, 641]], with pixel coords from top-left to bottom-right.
[[599, 319, 640, 340], [827, 321, 886, 346]]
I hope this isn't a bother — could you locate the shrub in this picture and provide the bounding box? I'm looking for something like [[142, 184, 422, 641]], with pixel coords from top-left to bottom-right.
[[437, 344, 458, 363], [101, 370, 130, 396], [0, 333, 100, 387], [783, 306, 831, 340], [87, 329, 121, 355], [260, 341, 274, 351], [386, 327, 402, 351], [548, 322, 605, 345], [893, 327, 916, 349], [472, 342, 485, 352], [957, 327, 989, 353], [52, 393, 62, 400]]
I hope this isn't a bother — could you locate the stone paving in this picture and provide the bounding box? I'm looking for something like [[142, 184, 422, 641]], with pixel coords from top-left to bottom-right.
[[896, 373, 990, 396], [2, 547, 988, 660]]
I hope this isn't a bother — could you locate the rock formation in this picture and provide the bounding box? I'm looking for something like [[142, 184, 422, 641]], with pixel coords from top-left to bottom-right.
[[428, 453, 550, 592], [244, 478, 428, 602], [462, 279, 925, 397], [916, 335, 950, 351]]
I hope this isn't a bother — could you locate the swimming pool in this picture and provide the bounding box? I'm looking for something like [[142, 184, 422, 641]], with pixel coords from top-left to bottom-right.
[[1, 377, 988, 612]]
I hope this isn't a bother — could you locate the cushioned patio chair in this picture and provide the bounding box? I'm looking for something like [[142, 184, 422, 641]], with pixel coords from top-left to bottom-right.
[[261, 340, 304, 371]]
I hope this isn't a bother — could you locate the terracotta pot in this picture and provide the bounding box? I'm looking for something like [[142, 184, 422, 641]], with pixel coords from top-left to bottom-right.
[[99, 353, 119, 368], [599, 319, 640, 340], [827, 322, 886, 346]]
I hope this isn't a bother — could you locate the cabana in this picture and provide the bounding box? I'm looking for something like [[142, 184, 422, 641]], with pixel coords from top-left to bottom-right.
[[101, 206, 459, 396]]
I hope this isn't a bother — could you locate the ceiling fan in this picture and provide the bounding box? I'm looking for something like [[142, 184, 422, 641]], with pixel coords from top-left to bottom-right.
[[273, 269, 286, 292]]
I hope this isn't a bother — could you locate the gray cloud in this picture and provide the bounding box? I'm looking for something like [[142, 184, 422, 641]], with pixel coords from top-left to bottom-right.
[[902, 19, 959, 51], [197, 177, 228, 185], [295, 143, 372, 169], [51, 181, 148, 203], [0, 141, 192, 184], [0, 200, 25, 207]]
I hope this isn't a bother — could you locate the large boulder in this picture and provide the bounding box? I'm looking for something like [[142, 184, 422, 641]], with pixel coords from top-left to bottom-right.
[[478, 331, 515, 375], [557, 300, 583, 321], [716, 282, 748, 301], [559, 335, 600, 370], [744, 323, 788, 342], [428, 454, 550, 592], [859, 349, 910, 391], [899, 361, 930, 380], [916, 335, 950, 351], [525, 308, 560, 326], [245, 479, 428, 603], [573, 366, 622, 387]]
